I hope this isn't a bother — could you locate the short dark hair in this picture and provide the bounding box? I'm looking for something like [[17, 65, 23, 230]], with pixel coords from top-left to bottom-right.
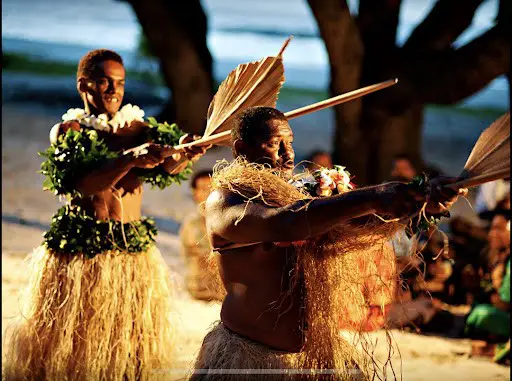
[[308, 150, 331, 161], [190, 170, 213, 189], [393, 153, 413, 163], [232, 106, 287, 144], [77, 49, 124, 80]]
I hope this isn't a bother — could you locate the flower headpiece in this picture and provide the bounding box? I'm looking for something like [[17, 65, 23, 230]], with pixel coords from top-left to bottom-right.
[[291, 165, 355, 197]]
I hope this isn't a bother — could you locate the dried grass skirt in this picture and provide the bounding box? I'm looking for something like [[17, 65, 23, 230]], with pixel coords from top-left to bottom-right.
[[3, 245, 175, 381], [190, 323, 364, 381]]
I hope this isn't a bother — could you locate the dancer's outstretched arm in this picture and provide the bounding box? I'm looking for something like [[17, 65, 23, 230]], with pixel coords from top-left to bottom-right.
[[207, 179, 461, 245]]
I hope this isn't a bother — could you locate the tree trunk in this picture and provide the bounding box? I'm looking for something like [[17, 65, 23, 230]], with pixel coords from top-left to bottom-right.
[[307, 0, 367, 181], [361, 99, 424, 184], [125, 0, 214, 134], [307, 0, 509, 185]]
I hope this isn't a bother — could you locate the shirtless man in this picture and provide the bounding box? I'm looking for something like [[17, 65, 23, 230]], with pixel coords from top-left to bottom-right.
[[54, 49, 205, 221], [192, 106, 463, 378], [4, 49, 207, 381]]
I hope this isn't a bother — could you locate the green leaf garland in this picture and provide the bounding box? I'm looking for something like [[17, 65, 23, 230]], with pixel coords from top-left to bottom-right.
[[39, 129, 119, 197], [136, 117, 192, 189], [39, 117, 193, 196], [44, 205, 157, 258]]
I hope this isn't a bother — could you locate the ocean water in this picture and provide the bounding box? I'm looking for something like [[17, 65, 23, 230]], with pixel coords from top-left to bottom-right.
[[2, 0, 508, 108]]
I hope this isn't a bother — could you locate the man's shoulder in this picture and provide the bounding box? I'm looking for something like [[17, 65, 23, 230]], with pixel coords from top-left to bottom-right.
[[206, 188, 243, 209], [49, 120, 82, 143]]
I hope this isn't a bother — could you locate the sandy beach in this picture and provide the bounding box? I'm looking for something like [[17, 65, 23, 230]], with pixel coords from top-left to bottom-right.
[[2, 103, 509, 380]]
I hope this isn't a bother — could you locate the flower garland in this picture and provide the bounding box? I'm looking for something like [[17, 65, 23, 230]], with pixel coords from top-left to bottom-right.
[[136, 117, 192, 189], [291, 165, 355, 197], [40, 109, 191, 196], [40, 129, 119, 197], [62, 104, 145, 133], [44, 205, 157, 258]]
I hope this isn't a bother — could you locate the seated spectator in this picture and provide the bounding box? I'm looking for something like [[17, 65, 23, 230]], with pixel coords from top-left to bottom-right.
[[180, 170, 225, 302], [390, 154, 417, 182], [305, 150, 333, 171], [464, 213, 510, 342], [475, 179, 510, 214], [443, 217, 487, 305]]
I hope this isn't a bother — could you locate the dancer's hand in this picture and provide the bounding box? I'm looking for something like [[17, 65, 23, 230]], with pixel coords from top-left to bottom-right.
[[177, 134, 211, 162], [375, 177, 467, 218], [425, 176, 467, 216], [130, 143, 166, 169]]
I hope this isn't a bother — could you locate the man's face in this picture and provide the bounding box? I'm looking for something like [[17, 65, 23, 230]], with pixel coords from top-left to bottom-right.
[[81, 60, 126, 116], [237, 118, 295, 177], [488, 215, 510, 250], [391, 159, 416, 181], [192, 176, 213, 205]]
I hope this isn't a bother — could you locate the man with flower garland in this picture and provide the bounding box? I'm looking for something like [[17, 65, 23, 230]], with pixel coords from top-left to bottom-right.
[[191, 106, 466, 380], [4, 49, 207, 381]]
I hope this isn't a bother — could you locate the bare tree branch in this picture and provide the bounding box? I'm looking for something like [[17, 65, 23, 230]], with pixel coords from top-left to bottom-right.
[[404, 0, 484, 51], [306, 0, 366, 175], [124, 0, 214, 134], [408, 25, 509, 105]]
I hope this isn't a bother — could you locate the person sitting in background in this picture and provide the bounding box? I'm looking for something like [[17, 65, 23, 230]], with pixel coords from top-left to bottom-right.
[[465, 212, 510, 342], [443, 217, 488, 306], [390, 154, 417, 182], [305, 149, 333, 171], [180, 170, 224, 302], [475, 178, 510, 214]]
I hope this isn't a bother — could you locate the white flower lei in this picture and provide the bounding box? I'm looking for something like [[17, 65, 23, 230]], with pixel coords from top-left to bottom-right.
[[291, 165, 354, 197], [61, 104, 145, 133]]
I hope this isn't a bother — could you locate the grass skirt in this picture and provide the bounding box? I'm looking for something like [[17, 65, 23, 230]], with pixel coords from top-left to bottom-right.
[[190, 323, 364, 381], [3, 245, 175, 381], [208, 158, 404, 379]]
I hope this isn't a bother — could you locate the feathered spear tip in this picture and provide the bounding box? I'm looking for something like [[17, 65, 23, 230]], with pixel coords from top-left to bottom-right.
[[203, 36, 292, 141], [449, 111, 510, 189]]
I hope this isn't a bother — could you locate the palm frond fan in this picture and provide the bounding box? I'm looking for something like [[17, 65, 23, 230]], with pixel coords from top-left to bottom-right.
[[448, 112, 510, 189], [202, 37, 291, 143], [131, 37, 291, 158]]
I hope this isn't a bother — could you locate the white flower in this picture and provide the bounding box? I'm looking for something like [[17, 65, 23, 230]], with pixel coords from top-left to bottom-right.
[[120, 104, 145, 123], [318, 170, 335, 190], [81, 116, 93, 127], [110, 111, 127, 132], [290, 175, 316, 189], [338, 168, 351, 186], [62, 108, 87, 122], [94, 114, 111, 132], [59, 104, 145, 134]]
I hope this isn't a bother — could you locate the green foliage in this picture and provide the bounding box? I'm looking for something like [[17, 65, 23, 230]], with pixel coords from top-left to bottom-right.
[[137, 117, 193, 189], [39, 117, 192, 196], [39, 129, 119, 197], [145, 116, 186, 145], [44, 205, 158, 258]]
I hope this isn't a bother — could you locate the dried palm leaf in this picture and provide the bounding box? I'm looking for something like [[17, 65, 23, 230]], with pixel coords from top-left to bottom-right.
[[126, 38, 291, 158], [203, 37, 291, 140], [448, 112, 510, 189]]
